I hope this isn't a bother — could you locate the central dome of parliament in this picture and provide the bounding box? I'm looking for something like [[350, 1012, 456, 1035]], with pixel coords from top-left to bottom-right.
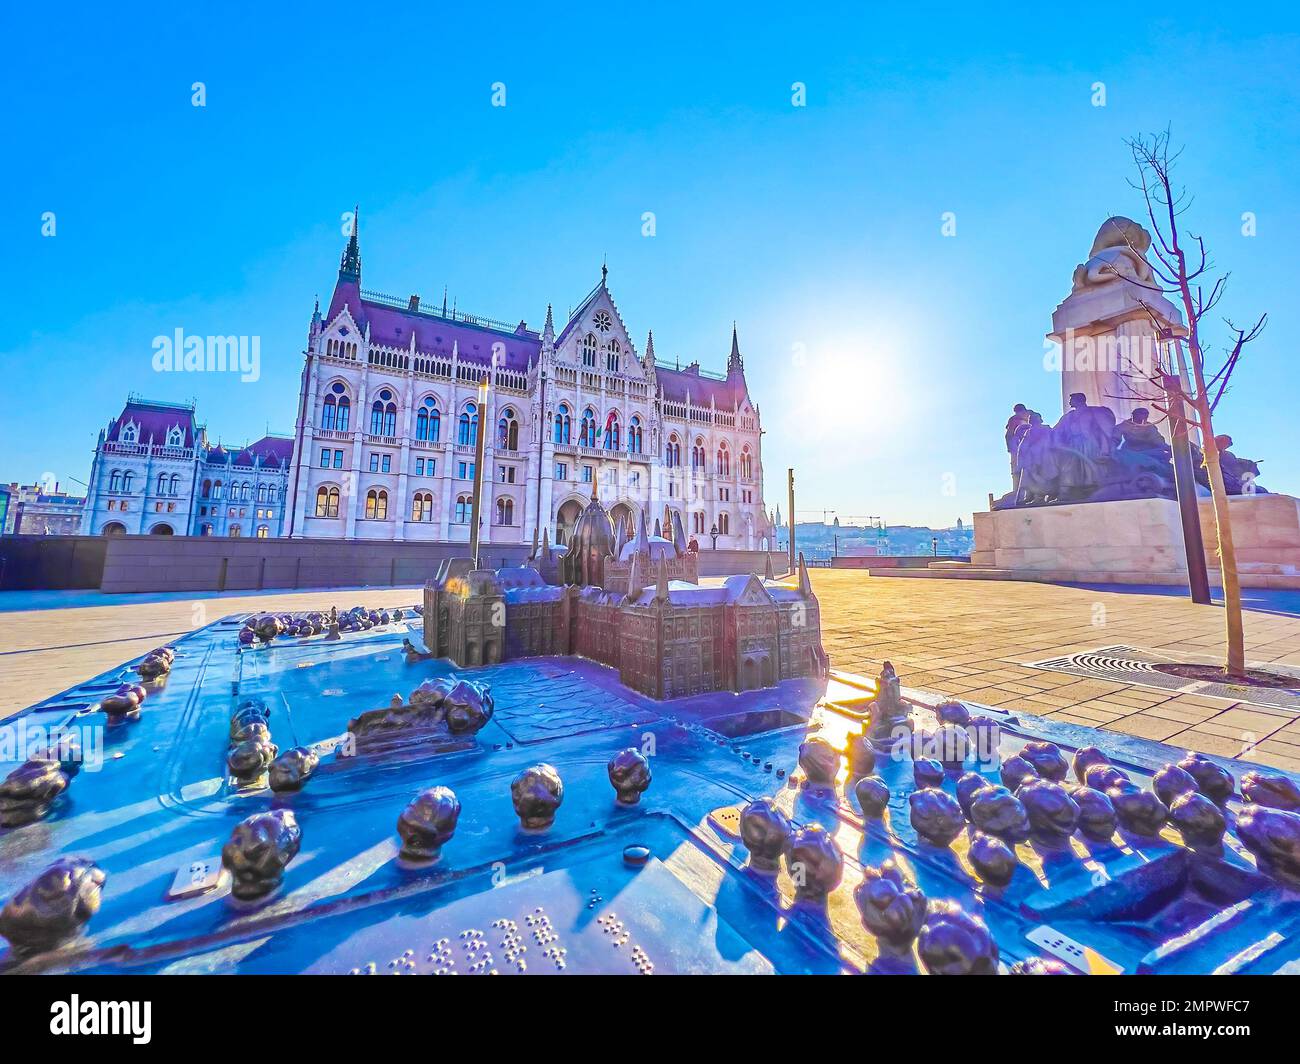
[[559, 487, 614, 587]]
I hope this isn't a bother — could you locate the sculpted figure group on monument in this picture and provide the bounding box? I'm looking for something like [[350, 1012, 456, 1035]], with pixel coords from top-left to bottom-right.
[[996, 396, 1266, 509]]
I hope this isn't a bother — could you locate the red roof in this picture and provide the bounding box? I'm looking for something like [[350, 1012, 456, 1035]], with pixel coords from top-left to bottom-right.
[[107, 399, 197, 447], [326, 277, 539, 371]]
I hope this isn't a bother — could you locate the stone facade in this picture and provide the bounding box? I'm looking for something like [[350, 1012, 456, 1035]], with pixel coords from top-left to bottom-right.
[[284, 217, 772, 550], [80, 398, 292, 538]]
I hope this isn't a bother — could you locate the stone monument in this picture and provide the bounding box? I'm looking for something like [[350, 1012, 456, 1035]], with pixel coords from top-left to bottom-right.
[[946, 217, 1300, 588], [1049, 216, 1184, 437]]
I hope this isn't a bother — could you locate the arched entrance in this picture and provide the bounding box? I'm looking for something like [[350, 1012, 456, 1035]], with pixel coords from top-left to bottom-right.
[[555, 499, 583, 545], [149, 523, 174, 535], [101, 522, 127, 536], [608, 501, 637, 542]]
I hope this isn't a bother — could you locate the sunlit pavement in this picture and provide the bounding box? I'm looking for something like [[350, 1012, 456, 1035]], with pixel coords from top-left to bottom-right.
[[4, 571, 1300, 772], [809, 571, 1300, 773]]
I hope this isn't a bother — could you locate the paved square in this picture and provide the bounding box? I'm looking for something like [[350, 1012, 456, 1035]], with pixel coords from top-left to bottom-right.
[[811, 571, 1300, 773], [4, 572, 1300, 772]]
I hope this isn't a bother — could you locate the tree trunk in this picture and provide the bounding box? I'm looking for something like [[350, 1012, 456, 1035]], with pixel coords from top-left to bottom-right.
[[1171, 263, 1246, 676], [1194, 406, 1246, 675]]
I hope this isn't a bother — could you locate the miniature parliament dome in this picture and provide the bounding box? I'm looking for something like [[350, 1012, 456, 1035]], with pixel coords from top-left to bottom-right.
[[559, 487, 615, 587]]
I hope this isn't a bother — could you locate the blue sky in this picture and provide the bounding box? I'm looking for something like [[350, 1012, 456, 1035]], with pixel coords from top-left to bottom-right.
[[4, 3, 1299, 527]]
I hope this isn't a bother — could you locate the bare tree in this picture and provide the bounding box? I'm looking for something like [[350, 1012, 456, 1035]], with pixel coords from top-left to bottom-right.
[[1113, 129, 1267, 676]]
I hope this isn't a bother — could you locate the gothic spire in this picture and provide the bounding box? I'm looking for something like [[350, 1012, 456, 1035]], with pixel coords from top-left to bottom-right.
[[543, 303, 555, 344], [670, 510, 687, 557], [728, 322, 743, 372], [654, 556, 669, 602], [626, 548, 642, 603], [339, 205, 361, 281], [644, 329, 655, 364], [635, 508, 650, 556], [797, 552, 813, 597]]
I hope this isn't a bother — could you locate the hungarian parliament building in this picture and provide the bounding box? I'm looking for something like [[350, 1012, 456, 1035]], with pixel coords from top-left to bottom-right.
[[81, 220, 772, 549]]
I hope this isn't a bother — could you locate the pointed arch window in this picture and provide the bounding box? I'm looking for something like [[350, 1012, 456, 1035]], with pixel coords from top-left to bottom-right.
[[665, 434, 681, 469], [370, 389, 397, 437], [604, 413, 620, 450], [607, 339, 620, 373], [122, 471, 135, 492], [740, 446, 753, 479], [458, 402, 479, 446], [554, 404, 571, 444], [495, 497, 515, 525], [692, 438, 706, 472], [718, 512, 730, 535], [411, 492, 433, 522], [582, 333, 598, 367], [716, 441, 730, 476], [579, 407, 597, 447], [416, 397, 440, 442], [365, 488, 389, 520], [628, 415, 643, 454], [315, 486, 340, 518], [454, 493, 472, 523], [497, 407, 519, 450], [110, 470, 123, 492]]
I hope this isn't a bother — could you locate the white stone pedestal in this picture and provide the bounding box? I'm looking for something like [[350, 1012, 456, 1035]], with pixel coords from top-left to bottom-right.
[[967, 494, 1300, 589]]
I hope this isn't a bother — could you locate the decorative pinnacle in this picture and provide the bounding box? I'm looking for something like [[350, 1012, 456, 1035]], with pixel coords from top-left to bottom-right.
[[339, 205, 361, 279]]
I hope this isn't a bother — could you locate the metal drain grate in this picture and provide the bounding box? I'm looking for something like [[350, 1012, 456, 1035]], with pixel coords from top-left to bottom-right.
[[1027, 644, 1300, 713]]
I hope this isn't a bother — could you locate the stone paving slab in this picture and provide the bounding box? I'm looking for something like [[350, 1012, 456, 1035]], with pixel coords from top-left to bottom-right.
[[811, 570, 1300, 773], [3, 571, 1300, 772]]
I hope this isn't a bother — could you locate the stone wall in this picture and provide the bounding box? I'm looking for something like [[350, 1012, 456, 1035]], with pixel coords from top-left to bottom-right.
[[0, 535, 108, 590], [1, 533, 784, 594], [832, 555, 968, 570], [694, 549, 780, 578], [98, 537, 534, 594]]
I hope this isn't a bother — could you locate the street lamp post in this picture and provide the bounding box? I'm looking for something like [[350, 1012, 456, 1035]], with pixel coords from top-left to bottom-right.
[[534, 367, 547, 552], [468, 356, 495, 569], [710, 523, 719, 550]]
